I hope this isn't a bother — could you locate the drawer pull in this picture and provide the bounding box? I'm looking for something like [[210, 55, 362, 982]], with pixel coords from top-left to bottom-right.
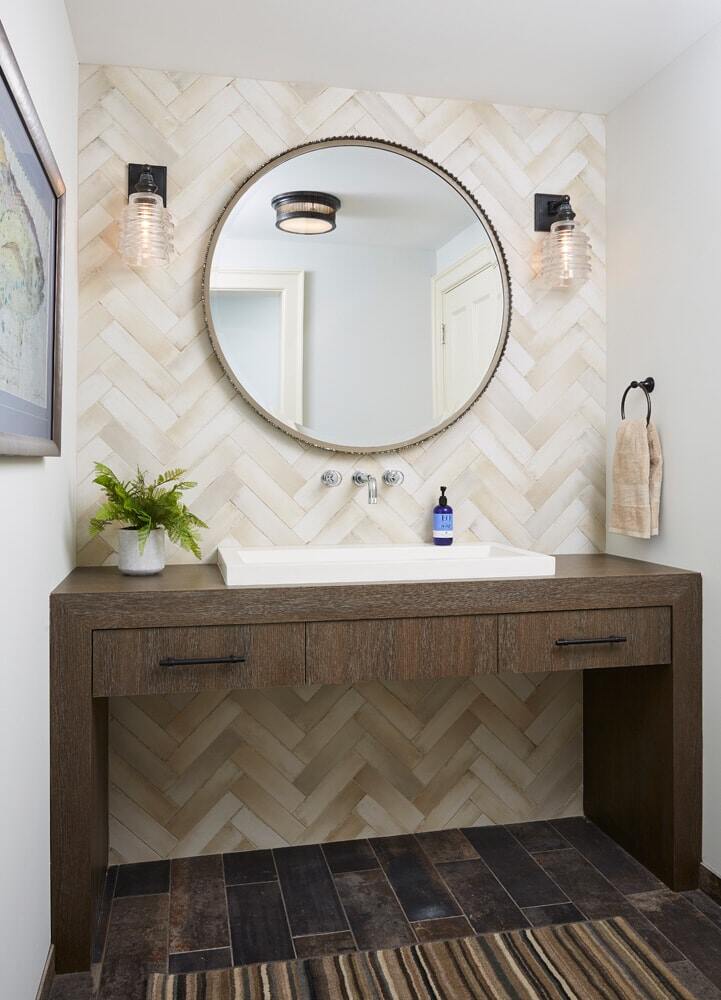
[[159, 654, 246, 667], [555, 635, 627, 647]]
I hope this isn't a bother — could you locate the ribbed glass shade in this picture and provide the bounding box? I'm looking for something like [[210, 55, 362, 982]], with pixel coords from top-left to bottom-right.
[[119, 191, 174, 267], [540, 218, 591, 288]]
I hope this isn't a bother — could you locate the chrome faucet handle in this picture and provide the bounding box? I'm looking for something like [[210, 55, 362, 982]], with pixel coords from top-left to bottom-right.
[[320, 470, 343, 487], [382, 470, 405, 487]]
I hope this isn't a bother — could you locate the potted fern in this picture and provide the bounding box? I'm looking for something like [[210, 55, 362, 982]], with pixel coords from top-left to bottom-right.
[[89, 463, 207, 575]]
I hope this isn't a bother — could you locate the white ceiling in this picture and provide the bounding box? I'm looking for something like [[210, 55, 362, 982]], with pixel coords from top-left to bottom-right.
[[65, 0, 721, 113], [221, 145, 480, 250]]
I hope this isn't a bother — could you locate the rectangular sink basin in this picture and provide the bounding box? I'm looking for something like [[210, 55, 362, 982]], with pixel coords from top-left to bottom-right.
[[217, 543, 555, 587]]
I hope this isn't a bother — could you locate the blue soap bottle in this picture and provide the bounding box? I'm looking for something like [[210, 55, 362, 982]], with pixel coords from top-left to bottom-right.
[[433, 486, 454, 546]]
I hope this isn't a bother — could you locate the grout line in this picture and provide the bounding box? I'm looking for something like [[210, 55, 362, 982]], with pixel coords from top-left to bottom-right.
[[169, 944, 230, 957], [270, 847, 299, 960]]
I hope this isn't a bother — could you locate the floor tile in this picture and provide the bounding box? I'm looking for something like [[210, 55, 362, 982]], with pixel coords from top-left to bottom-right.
[[415, 829, 479, 864], [334, 869, 415, 951], [551, 817, 663, 894], [322, 839, 379, 874], [507, 821, 569, 854], [274, 844, 348, 936], [227, 881, 294, 965], [293, 930, 357, 959], [631, 889, 721, 986], [92, 866, 117, 964], [114, 860, 169, 898], [168, 947, 232, 973], [169, 855, 229, 953], [668, 960, 721, 999], [49, 973, 94, 1000], [437, 860, 528, 934], [523, 902, 585, 927], [685, 889, 721, 930], [462, 826, 567, 908], [371, 835, 461, 922], [534, 848, 633, 920], [98, 894, 169, 1000], [412, 915, 474, 943], [223, 849, 276, 885]]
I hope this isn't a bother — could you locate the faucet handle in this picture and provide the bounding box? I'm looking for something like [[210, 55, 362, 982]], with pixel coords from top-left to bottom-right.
[[320, 470, 343, 487], [382, 469, 405, 486]]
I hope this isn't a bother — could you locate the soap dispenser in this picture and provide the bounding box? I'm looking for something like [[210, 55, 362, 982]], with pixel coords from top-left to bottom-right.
[[433, 486, 454, 546]]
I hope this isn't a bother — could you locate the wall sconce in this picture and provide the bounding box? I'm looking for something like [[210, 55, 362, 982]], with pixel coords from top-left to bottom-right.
[[534, 193, 591, 288], [119, 164, 174, 267], [271, 191, 340, 234]]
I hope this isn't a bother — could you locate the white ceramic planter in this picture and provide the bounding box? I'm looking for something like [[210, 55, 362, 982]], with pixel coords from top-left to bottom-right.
[[117, 528, 166, 575]]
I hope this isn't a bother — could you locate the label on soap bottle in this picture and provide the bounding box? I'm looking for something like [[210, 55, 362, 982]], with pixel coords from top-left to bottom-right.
[[433, 510, 453, 539]]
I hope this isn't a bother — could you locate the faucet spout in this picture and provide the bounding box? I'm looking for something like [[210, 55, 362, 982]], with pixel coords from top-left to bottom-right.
[[352, 471, 378, 504]]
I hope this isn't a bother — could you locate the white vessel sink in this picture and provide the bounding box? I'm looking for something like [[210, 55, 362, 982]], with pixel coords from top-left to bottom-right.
[[217, 543, 555, 587]]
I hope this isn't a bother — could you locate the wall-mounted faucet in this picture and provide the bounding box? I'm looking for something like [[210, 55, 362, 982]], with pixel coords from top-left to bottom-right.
[[352, 471, 378, 504]]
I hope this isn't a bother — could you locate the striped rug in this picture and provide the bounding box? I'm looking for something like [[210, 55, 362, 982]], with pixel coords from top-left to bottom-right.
[[146, 918, 693, 999]]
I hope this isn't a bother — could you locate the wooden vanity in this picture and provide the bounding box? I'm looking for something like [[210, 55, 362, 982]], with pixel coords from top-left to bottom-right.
[[50, 554, 701, 973]]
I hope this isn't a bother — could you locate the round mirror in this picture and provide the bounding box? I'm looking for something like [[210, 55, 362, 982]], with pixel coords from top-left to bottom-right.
[[204, 138, 511, 453]]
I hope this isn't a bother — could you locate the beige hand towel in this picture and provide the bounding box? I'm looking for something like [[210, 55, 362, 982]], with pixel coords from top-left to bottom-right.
[[609, 419, 663, 539]]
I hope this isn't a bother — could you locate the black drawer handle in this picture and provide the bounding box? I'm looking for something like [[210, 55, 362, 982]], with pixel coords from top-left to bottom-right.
[[555, 635, 627, 647], [159, 655, 246, 667]]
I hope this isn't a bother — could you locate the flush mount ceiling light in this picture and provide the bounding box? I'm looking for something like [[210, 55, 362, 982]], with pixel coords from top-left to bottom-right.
[[119, 163, 174, 267], [271, 191, 341, 234], [534, 193, 591, 288]]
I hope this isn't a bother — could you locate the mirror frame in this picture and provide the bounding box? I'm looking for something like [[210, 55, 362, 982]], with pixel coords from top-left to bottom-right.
[[202, 136, 512, 454]]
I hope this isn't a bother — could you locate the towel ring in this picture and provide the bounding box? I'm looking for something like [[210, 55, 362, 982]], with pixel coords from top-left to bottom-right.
[[621, 377, 655, 426]]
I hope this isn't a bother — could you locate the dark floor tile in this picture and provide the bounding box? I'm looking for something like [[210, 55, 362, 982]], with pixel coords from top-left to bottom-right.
[[293, 930, 357, 959], [92, 866, 117, 964], [223, 849, 276, 885], [461, 826, 567, 908], [508, 821, 569, 854], [274, 844, 348, 936], [50, 973, 94, 1000], [415, 829, 479, 864], [227, 881, 294, 965], [551, 817, 663, 894], [335, 869, 415, 951], [631, 889, 721, 987], [412, 915, 474, 943], [685, 889, 721, 930], [371, 835, 461, 922], [437, 860, 528, 934], [168, 947, 232, 973], [535, 848, 634, 920], [322, 839, 379, 874], [623, 910, 684, 964], [523, 902, 585, 927], [114, 860, 169, 898], [169, 855, 229, 953], [668, 960, 721, 999], [98, 894, 169, 1000]]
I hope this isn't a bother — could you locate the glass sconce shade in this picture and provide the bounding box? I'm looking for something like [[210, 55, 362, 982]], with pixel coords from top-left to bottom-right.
[[119, 167, 174, 267], [271, 191, 340, 234], [540, 216, 591, 288]]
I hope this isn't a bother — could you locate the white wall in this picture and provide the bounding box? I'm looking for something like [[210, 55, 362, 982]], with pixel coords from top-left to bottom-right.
[[607, 23, 721, 875], [0, 1, 77, 995]]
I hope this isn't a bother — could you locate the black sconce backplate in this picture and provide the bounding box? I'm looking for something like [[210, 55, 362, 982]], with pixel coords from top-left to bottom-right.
[[534, 192, 570, 232], [127, 163, 168, 206]]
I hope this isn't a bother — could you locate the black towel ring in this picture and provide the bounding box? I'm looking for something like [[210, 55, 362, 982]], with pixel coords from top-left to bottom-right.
[[621, 377, 655, 426]]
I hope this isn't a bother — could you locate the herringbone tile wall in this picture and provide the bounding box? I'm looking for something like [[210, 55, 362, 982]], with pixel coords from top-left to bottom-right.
[[77, 65, 604, 862]]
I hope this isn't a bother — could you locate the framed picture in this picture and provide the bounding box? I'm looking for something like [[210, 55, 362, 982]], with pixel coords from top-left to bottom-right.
[[0, 19, 65, 456]]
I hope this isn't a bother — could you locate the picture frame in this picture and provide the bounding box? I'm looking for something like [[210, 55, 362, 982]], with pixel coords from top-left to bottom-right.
[[0, 19, 65, 457]]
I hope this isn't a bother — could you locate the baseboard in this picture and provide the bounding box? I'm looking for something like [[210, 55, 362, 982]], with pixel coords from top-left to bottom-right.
[[700, 864, 721, 904], [35, 944, 54, 1000]]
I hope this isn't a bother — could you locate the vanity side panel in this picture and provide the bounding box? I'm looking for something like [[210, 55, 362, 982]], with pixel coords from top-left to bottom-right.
[[306, 615, 497, 684]]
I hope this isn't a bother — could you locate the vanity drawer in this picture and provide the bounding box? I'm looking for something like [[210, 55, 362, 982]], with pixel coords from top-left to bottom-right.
[[306, 615, 497, 684], [92, 623, 305, 696], [498, 606, 671, 673]]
